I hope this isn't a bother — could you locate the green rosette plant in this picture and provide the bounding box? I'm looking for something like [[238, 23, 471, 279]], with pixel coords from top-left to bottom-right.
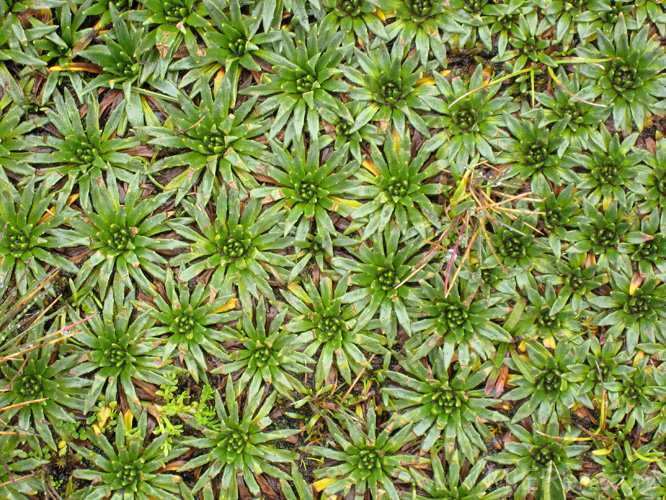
[[347, 130, 445, 240], [476, 0, 533, 58], [531, 179, 580, 259], [498, 110, 579, 189], [577, 338, 633, 401], [0, 329, 90, 450], [605, 357, 662, 430], [508, 282, 581, 342], [494, 12, 557, 76], [173, 0, 281, 101], [169, 185, 293, 309], [251, 138, 358, 242], [461, 256, 522, 302], [129, 0, 210, 58], [411, 450, 512, 500], [383, 353, 508, 460], [619, 210, 666, 275], [71, 410, 190, 500], [344, 42, 434, 137], [64, 171, 184, 299], [332, 222, 426, 345], [576, 15, 666, 132], [179, 379, 299, 500], [29, 2, 91, 74], [537, 251, 606, 315], [144, 79, 270, 204], [488, 415, 589, 500], [404, 275, 511, 367], [242, 26, 352, 145], [490, 215, 548, 278], [0, 435, 46, 500], [589, 270, 666, 354], [290, 231, 351, 283], [568, 199, 632, 269], [319, 0, 388, 45], [573, 125, 649, 207], [504, 340, 591, 423], [320, 101, 383, 162], [0, 100, 46, 179], [427, 64, 518, 166], [0, 177, 78, 293], [589, 437, 657, 490], [447, 0, 491, 48], [281, 276, 387, 389], [140, 269, 240, 382], [69, 290, 175, 415], [309, 404, 418, 500], [30, 89, 143, 210], [77, 5, 176, 130], [641, 139, 666, 211], [377, 0, 465, 64], [212, 299, 313, 398], [527, 69, 610, 151]]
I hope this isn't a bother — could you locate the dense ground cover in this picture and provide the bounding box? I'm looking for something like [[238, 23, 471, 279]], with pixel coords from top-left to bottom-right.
[[2, 0, 666, 498]]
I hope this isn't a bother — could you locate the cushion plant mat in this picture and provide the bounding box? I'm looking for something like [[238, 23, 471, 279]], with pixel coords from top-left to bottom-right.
[[2, 0, 666, 499]]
